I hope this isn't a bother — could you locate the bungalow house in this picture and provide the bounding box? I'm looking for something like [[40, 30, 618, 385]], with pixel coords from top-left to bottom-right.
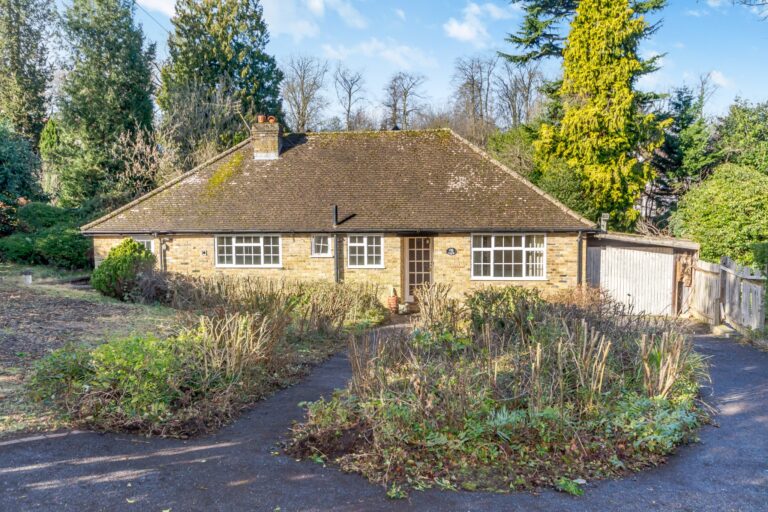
[[81, 120, 597, 303]]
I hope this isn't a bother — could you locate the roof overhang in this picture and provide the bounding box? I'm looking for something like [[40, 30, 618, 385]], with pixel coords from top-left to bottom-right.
[[591, 232, 699, 251]]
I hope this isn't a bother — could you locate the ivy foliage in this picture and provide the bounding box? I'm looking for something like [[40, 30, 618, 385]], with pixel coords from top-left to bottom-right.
[[671, 164, 768, 266], [534, 0, 670, 229]]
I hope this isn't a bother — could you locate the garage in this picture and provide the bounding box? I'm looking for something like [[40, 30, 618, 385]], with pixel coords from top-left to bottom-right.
[[587, 233, 699, 316]]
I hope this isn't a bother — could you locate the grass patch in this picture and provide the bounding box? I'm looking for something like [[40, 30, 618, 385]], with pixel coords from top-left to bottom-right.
[[287, 285, 709, 495], [0, 262, 90, 284]]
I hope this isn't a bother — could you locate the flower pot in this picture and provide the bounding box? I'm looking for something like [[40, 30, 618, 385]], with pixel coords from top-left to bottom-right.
[[386, 294, 399, 314]]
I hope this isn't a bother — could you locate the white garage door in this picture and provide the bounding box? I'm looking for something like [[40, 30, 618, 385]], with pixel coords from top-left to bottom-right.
[[587, 245, 675, 315]]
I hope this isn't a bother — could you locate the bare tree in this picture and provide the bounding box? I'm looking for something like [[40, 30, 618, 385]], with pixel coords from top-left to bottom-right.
[[158, 77, 244, 171], [111, 129, 179, 200], [334, 64, 365, 130], [451, 55, 498, 143], [495, 61, 544, 128], [282, 55, 329, 132], [382, 72, 426, 130]]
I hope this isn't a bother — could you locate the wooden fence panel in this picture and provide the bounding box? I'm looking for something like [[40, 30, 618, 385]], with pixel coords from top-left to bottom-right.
[[691, 260, 721, 325], [691, 257, 765, 331]]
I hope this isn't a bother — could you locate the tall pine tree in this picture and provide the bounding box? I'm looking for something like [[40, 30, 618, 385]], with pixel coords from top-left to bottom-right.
[[53, 0, 155, 206], [0, 0, 54, 146], [159, 0, 283, 122], [535, 0, 669, 229]]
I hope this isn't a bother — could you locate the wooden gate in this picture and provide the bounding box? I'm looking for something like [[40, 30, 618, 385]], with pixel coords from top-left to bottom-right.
[[587, 245, 675, 315], [692, 257, 766, 330]]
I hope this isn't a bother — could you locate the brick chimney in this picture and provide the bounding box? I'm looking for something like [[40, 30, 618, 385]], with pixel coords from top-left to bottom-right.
[[251, 115, 282, 160]]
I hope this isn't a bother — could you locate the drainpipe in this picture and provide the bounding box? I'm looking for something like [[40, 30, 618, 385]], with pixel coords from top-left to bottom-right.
[[577, 231, 583, 285], [332, 205, 340, 283]]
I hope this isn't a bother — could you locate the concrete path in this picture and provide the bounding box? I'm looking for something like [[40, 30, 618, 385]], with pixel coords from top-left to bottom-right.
[[0, 336, 766, 511]]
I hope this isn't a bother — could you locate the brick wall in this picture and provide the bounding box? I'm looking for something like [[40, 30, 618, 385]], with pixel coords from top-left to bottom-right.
[[92, 232, 582, 302], [432, 233, 581, 299]]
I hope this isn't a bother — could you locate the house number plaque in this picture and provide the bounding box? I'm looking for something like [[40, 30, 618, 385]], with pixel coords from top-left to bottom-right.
[[446, 248, 457, 256]]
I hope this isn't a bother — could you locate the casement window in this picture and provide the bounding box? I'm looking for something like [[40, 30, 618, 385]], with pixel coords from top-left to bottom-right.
[[311, 234, 333, 257], [348, 234, 384, 268], [471, 234, 546, 280], [133, 237, 154, 253], [215, 235, 281, 267]]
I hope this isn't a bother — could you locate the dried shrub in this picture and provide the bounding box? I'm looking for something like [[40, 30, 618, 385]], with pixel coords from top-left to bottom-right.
[[289, 284, 709, 495]]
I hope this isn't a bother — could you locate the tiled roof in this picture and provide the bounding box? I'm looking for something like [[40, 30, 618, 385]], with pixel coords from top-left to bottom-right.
[[82, 129, 596, 234]]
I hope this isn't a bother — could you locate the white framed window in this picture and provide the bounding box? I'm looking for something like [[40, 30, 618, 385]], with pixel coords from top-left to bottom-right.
[[311, 234, 333, 257], [348, 234, 384, 268], [215, 235, 282, 268], [133, 237, 154, 254], [471, 234, 546, 280]]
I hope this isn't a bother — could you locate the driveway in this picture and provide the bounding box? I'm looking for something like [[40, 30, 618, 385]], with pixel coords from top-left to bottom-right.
[[0, 336, 766, 512]]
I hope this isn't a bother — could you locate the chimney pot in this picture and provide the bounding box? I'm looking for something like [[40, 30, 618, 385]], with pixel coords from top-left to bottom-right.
[[251, 118, 282, 160], [268, 115, 277, 124], [257, 114, 266, 123]]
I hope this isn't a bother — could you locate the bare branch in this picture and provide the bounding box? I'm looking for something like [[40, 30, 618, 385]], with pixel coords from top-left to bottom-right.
[[282, 55, 329, 132]]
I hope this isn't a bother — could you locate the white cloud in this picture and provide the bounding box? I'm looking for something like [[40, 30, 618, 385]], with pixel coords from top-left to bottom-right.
[[710, 70, 734, 88], [684, 9, 708, 17], [262, 0, 320, 42], [395, 8, 406, 21], [304, 0, 367, 28], [261, 0, 366, 41], [443, 2, 518, 48], [322, 37, 437, 70], [706, 0, 723, 7], [673, 41, 685, 49], [137, 0, 175, 17]]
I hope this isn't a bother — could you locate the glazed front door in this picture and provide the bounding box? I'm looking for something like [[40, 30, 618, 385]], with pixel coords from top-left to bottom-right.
[[405, 237, 432, 302]]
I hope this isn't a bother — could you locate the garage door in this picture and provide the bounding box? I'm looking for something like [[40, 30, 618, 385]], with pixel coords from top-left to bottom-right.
[[587, 245, 675, 315]]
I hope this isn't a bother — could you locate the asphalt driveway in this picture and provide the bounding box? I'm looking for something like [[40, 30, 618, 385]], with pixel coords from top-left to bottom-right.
[[0, 336, 766, 512]]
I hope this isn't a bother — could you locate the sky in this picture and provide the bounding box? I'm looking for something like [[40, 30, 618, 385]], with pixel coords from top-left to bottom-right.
[[130, 0, 768, 118]]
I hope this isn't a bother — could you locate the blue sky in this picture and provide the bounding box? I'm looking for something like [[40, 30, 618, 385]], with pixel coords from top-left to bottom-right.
[[132, 0, 768, 118]]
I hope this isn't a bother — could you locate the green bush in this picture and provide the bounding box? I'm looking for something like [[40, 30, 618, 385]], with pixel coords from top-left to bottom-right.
[[671, 164, 768, 266], [27, 344, 94, 406], [86, 336, 187, 423], [17, 202, 79, 232], [0, 225, 90, 268], [0, 195, 17, 235], [0, 232, 38, 263], [34, 226, 91, 268], [91, 238, 155, 300]]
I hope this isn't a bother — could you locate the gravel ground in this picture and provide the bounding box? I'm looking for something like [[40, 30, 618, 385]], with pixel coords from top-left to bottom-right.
[[0, 336, 766, 512]]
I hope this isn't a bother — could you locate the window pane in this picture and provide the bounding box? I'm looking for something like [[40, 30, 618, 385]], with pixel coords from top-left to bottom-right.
[[367, 236, 382, 265], [526, 235, 544, 248], [473, 235, 492, 248], [472, 248, 491, 277], [526, 249, 545, 277], [263, 236, 279, 264], [312, 235, 329, 255]]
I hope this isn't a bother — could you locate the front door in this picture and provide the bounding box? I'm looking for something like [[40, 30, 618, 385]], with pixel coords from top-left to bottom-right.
[[405, 237, 432, 302]]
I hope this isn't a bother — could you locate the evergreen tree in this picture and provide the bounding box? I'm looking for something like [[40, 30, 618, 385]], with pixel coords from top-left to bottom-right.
[[0, 117, 41, 201], [534, 0, 669, 229], [505, 0, 665, 66], [715, 99, 768, 173], [159, 0, 283, 126], [0, 0, 54, 146], [54, 0, 155, 206]]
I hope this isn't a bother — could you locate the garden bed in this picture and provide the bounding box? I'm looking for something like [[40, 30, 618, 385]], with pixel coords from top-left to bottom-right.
[[23, 271, 388, 438], [287, 285, 709, 497]]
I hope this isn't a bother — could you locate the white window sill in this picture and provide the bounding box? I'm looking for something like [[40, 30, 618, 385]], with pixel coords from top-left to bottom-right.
[[310, 254, 334, 258], [470, 276, 547, 281], [348, 264, 385, 269], [215, 265, 284, 269]]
